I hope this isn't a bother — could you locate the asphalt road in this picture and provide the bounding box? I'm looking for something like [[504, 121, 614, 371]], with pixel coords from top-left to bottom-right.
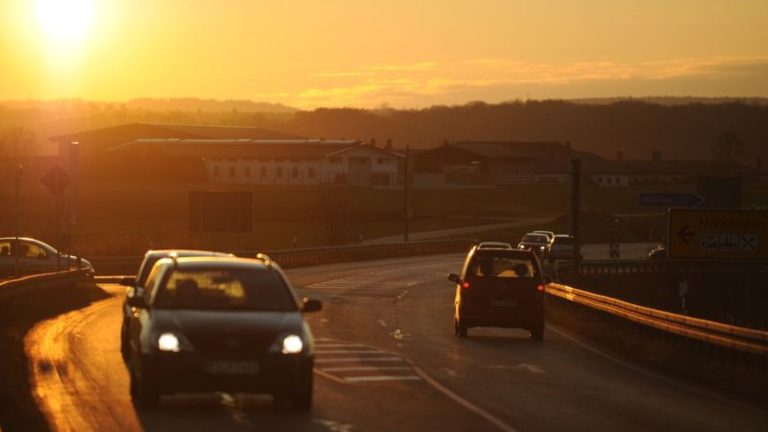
[[25, 255, 768, 431]]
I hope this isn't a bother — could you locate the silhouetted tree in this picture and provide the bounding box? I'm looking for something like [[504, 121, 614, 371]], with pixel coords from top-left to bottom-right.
[[711, 129, 746, 162], [0, 126, 36, 157]]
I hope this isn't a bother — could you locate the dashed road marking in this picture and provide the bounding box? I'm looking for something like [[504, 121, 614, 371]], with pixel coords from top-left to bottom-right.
[[313, 338, 421, 383]]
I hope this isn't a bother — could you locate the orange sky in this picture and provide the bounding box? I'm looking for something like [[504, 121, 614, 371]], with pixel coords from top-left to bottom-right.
[[2, 0, 767, 108]]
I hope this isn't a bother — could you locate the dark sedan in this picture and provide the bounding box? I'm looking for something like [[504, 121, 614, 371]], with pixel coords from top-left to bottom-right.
[[125, 255, 322, 410]]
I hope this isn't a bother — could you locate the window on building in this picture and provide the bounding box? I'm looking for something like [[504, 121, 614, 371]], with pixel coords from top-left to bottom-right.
[[245, 166, 251, 178], [229, 166, 236, 177], [329, 157, 342, 164], [213, 166, 220, 177], [308, 167, 316, 178], [292, 166, 299, 178], [377, 158, 388, 164], [261, 166, 267, 177], [276, 167, 283, 178], [606, 177, 612, 184]]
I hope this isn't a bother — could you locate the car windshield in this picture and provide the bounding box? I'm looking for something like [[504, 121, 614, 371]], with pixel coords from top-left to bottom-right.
[[522, 235, 547, 243], [471, 255, 538, 278], [153, 268, 297, 312]]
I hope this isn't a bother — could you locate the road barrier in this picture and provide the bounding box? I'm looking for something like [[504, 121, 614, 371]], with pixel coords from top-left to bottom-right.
[[0, 270, 91, 306], [546, 283, 768, 357]]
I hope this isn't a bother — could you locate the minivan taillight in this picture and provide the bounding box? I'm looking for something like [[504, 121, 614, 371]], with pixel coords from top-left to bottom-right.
[[536, 284, 546, 292], [462, 281, 471, 289]]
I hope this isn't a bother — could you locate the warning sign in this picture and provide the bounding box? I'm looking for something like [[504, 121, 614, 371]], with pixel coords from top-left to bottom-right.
[[668, 209, 768, 261]]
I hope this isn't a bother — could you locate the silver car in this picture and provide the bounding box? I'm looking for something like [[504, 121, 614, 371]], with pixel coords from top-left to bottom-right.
[[0, 237, 94, 277]]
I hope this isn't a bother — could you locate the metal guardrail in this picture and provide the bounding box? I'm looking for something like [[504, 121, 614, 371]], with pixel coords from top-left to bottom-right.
[[547, 283, 768, 356], [0, 270, 91, 303]]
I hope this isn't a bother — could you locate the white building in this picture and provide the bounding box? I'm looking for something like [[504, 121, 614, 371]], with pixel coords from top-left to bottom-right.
[[122, 138, 403, 188]]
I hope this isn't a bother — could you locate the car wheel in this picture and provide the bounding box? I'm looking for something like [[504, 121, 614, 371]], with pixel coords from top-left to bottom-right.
[[120, 326, 129, 362]]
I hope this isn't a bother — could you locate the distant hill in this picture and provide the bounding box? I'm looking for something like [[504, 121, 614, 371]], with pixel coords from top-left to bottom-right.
[[0, 98, 298, 113], [567, 96, 768, 106]]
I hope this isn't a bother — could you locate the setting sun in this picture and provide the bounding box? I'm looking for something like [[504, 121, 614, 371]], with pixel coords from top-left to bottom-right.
[[35, 0, 94, 45]]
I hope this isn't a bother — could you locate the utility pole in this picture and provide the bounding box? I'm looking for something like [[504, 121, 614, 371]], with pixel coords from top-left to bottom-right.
[[15, 164, 22, 277], [569, 158, 582, 273], [403, 145, 410, 242], [68, 141, 79, 268]]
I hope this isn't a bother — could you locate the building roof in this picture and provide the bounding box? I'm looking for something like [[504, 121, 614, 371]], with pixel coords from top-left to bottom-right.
[[111, 139, 403, 159], [446, 141, 572, 160], [50, 123, 305, 143]]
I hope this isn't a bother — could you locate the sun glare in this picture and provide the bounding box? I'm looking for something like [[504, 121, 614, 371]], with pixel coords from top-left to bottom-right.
[[35, 0, 95, 45]]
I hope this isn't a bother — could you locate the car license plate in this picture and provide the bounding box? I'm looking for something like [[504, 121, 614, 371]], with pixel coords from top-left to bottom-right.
[[490, 299, 517, 307], [206, 361, 260, 375]]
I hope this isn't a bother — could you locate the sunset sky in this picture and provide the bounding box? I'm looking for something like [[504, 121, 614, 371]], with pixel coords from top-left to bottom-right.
[[1, 0, 767, 108]]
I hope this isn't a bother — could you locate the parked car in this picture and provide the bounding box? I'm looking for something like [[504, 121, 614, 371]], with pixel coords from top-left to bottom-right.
[[517, 233, 550, 255], [0, 237, 94, 277], [476, 241, 514, 250], [119, 249, 233, 361], [546, 234, 583, 261], [124, 255, 322, 409], [448, 246, 547, 341]]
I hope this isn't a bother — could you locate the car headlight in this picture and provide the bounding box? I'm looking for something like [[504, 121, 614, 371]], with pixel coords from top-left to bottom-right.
[[158, 332, 180, 352], [281, 334, 304, 354], [155, 331, 193, 353]]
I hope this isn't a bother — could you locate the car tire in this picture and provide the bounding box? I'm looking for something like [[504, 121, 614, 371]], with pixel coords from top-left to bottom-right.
[[454, 318, 468, 338], [274, 379, 313, 411], [120, 326, 129, 362]]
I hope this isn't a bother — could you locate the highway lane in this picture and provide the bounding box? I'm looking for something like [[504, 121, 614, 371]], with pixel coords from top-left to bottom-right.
[[25, 254, 768, 431]]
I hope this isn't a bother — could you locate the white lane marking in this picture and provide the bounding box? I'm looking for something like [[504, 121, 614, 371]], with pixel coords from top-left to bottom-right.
[[315, 357, 404, 363], [315, 350, 386, 354], [320, 366, 413, 372], [547, 323, 768, 416], [411, 365, 519, 432], [315, 343, 367, 348], [343, 375, 421, 383]]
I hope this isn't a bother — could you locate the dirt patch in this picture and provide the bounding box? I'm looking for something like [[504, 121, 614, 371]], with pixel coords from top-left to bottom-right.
[[0, 281, 110, 431], [546, 296, 768, 409]]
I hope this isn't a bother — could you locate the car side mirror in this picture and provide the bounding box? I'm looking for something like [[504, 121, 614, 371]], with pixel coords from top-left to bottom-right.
[[127, 295, 147, 308], [119, 276, 136, 287], [301, 298, 322, 313], [447, 273, 460, 284]]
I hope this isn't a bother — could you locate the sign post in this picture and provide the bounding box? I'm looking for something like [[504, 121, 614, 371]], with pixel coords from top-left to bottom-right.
[[41, 165, 70, 271]]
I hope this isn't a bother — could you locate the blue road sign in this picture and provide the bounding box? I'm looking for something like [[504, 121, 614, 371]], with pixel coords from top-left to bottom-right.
[[639, 192, 704, 208]]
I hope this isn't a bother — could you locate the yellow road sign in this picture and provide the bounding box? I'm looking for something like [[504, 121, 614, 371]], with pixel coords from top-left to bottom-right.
[[668, 209, 768, 261]]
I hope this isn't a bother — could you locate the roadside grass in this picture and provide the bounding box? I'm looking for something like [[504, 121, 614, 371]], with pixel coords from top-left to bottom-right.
[[0, 281, 110, 431], [546, 297, 768, 408]]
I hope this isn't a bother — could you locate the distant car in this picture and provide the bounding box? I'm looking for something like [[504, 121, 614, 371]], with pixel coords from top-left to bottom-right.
[[125, 255, 322, 409], [477, 241, 514, 250], [648, 245, 667, 261], [119, 249, 233, 361], [517, 233, 550, 255], [448, 246, 546, 341], [546, 234, 582, 261], [531, 230, 555, 244], [0, 237, 94, 277]]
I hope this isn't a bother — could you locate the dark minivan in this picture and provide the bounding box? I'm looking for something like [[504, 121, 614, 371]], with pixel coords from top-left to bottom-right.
[[449, 247, 546, 340]]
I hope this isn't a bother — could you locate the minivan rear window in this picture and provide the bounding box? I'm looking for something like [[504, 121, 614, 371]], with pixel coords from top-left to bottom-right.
[[471, 256, 537, 278]]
